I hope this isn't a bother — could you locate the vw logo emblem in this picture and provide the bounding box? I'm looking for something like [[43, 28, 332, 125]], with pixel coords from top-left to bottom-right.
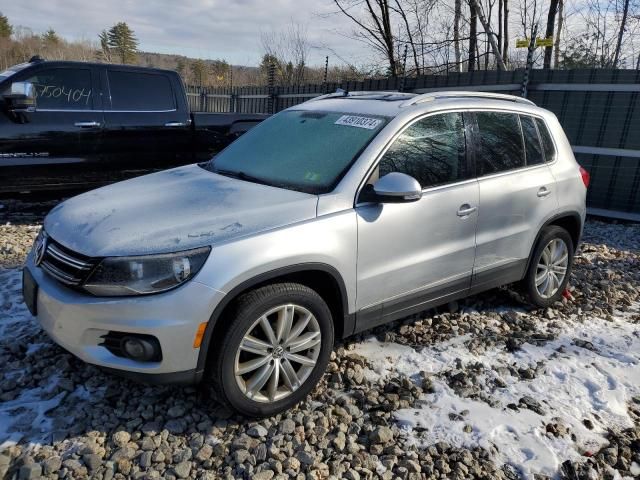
[[34, 234, 47, 266]]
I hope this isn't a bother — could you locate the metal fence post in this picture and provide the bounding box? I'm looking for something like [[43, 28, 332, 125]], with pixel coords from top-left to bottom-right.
[[200, 89, 207, 112], [267, 63, 276, 114], [521, 24, 538, 98]]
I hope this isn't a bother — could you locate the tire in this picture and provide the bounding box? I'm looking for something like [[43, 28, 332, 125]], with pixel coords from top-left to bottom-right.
[[522, 225, 574, 308], [205, 282, 334, 417]]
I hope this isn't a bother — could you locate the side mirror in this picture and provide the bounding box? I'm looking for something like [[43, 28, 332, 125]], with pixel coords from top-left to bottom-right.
[[4, 82, 36, 110], [371, 172, 422, 203]]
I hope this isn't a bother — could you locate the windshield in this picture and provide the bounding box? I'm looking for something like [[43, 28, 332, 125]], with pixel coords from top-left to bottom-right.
[[205, 110, 388, 193]]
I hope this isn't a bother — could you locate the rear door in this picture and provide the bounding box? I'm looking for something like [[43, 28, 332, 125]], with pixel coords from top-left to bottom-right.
[[470, 111, 558, 293], [101, 68, 192, 179], [0, 65, 103, 191]]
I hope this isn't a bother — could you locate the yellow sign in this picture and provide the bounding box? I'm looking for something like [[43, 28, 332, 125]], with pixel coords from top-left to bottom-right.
[[516, 39, 530, 48], [535, 37, 554, 47]]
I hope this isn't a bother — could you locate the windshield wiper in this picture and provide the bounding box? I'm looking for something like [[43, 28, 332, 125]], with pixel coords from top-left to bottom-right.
[[213, 168, 275, 187]]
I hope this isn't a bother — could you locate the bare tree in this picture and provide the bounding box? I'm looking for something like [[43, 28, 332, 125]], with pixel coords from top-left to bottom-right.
[[332, 0, 398, 75], [468, 0, 507, 69], [613, 0, 631, 66], [454, 0, 463, 70], [543, 0, 560, 68], [503, 0, 509, 66], [554, 0, 564, 66], [260, 21, 310, 85], [468, 1, 478, 70]]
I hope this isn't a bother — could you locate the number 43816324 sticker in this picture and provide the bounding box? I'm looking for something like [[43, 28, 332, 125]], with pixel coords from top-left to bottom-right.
[[334, 115, 382, 130]]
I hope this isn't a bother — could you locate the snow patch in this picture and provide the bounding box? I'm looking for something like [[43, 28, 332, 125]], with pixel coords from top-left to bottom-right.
[[352, 307, 640, 479]]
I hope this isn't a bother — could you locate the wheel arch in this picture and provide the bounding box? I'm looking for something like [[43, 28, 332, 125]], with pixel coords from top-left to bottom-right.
[[194, 263, 353, 381], [525, 211, 583, 274]]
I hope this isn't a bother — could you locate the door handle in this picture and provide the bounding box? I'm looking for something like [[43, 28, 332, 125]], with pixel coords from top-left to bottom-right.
[[74, 121, 101, 128], [537, 186, 551, 197], [457, 204, 477, 217], [164, 122, 187, 127]]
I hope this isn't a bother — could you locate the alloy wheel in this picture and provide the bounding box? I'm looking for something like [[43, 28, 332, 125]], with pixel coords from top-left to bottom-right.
[[234, 304, 321, 403], [535, 238, 569, 299]]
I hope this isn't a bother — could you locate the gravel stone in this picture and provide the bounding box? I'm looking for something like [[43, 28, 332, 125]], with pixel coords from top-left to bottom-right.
[[1, 215, 639, 480]]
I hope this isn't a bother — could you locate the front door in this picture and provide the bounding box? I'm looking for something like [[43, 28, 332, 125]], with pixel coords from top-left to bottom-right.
[[355, 111, 479, 330], [0, 65, 103, 192]]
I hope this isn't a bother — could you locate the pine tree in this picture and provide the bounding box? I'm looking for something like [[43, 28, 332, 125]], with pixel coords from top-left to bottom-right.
[[97, 30, 112, 62], [0, 12, 12, 39], [106, 22, 138, 64], [190, 59, 208, 86], [42, 28, 60, 45]]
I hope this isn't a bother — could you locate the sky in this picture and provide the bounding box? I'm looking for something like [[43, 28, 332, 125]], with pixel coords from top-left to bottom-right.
[[2, 0, 373, 67]]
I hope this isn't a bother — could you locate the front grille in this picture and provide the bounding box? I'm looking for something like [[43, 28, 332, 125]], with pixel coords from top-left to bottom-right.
[[40, 237, 97, 286]]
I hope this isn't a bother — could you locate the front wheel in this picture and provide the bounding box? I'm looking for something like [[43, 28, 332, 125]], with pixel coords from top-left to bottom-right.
[[205, 283, 334, 417], [522, 226, 574, 308]]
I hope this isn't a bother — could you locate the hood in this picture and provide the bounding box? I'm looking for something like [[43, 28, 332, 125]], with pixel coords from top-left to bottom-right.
[[44, 164, 318, 257]]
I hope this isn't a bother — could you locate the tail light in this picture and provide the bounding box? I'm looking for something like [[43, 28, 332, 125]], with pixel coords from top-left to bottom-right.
[[579, 166, 590, 188]]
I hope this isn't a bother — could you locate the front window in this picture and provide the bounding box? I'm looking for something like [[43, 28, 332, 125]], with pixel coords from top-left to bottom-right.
[[205, 110, 388, 193], [25, 68, 93, 110]]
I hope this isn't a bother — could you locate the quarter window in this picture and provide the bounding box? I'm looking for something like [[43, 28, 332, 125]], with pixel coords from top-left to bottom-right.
[[377, 112, 468, 188], [520, 115, 545, 166], [535, 118, 556, 162], [108, 71, 174, 111], [25, 68, 93, 110], [475, 112, 525, 175]]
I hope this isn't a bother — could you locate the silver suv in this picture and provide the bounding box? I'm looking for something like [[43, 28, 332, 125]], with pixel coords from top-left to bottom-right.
[[23, 91, 588, 416]]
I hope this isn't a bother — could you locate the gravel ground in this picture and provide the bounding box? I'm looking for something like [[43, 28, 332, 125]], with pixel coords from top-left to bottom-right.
[[0, 208, 639, 480]]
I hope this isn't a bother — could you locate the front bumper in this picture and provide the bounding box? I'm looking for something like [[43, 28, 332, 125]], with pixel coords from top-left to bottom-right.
[[24, 253, 225, 382]]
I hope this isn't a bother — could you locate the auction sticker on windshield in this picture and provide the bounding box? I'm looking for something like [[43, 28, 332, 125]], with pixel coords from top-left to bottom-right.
[[334, 115, 382, 130]]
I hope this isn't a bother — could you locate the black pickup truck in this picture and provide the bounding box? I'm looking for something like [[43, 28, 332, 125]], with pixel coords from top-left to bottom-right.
[[0, 58, 267, 193]]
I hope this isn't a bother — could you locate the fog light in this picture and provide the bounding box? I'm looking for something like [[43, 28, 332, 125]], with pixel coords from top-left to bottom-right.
[[121, 336, 159, 362]]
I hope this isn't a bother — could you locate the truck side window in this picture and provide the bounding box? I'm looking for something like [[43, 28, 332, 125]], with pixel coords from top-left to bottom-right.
[[24, 68, 92, 110], [475, 112, 526, 176], [108, 71, 175, 111], [377, 112, 468, 189]]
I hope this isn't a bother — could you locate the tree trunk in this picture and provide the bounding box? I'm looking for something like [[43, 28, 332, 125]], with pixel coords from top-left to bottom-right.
[[554, 0, 564, 67], [468, 0, 507, 70], [454, 0, 462, 71], [502, 0, 509, 67], [613, 0, 630, 68], [498, 0, 503, 59], [468, 2, 477, 72], [543, 0, 559, 69]]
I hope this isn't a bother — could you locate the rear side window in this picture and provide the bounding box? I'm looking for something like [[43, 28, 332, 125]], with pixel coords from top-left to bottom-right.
[[108, 71, 175, 111], [475, 112, 525, 176], [520, 115, 545, 166], [25, 68, 93, 110], [535, 118, 556, 162], [378, 112, 468, 188]]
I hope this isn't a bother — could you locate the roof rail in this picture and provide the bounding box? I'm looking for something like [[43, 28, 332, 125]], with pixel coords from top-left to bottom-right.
[[400, 91, 535, 107], [305, 90, 401, 103]]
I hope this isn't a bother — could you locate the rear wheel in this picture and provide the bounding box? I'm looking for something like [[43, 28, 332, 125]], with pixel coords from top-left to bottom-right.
[[206, 283, 334, 417], [522, 226, 574, 307]]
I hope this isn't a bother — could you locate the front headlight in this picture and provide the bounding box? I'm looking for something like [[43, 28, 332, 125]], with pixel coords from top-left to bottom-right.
[[83, 246, 211, 296]]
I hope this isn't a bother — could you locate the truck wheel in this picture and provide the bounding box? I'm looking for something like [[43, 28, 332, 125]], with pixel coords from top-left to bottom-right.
[[206, 283, 334, 417], [522, 226, 574, 308]]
